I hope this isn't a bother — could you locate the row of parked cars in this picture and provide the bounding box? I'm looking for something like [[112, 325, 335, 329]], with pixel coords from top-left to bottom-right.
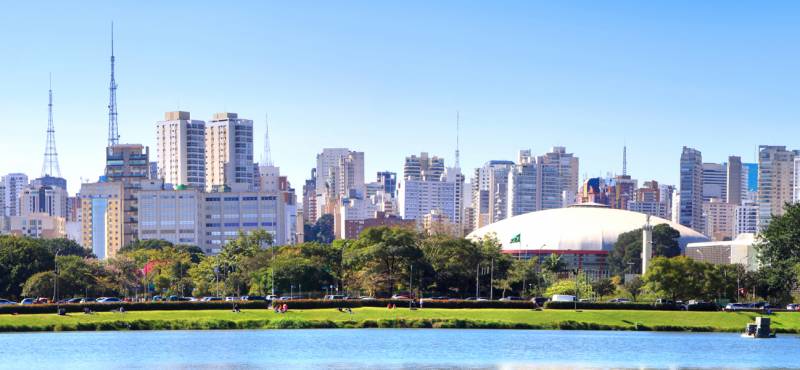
[[0, 297, 123, 305], [724, 302, 800, 311]]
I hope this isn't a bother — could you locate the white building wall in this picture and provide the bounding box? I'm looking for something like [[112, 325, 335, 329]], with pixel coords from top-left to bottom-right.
[[156, 111, 206, 189], [2, 173, 29, 216], [137, 188, 201, 245]]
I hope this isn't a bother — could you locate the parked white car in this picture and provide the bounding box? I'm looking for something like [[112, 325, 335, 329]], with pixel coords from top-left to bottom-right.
[[551, 295, 576, 302]]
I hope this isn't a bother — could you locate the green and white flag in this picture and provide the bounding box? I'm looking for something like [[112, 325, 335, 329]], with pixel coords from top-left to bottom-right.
[[510, 234, 521, 244]]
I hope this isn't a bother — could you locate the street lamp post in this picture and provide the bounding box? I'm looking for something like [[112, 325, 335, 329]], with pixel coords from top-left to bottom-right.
[[53, 249, 61, 303]]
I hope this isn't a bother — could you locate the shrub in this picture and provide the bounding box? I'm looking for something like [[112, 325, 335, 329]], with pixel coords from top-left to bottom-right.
[[0, 298, 535, 315], [544, 301, 681, 310]]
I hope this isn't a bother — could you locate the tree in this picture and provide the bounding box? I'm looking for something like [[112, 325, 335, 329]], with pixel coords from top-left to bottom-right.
[[21, 271, 56, 298], [504, 258, 542, 297], [542, 253, 565, 274], [544, 275, 592, 298], [421, 236, 484, 296], [0, 236, 55, 299], [104, 255, 142, 298], [344, 227, 425, 296], [623, 276, 644, 302], [591, 278, 616, 300], [644, 256, 704, 301], [608, 224, 682, 276], [607, 229, 642, 276], [55, 255, 100, 298], [304, 214, 335, 244], [40, 238, 93, 258], [755, 202, 800, 301]]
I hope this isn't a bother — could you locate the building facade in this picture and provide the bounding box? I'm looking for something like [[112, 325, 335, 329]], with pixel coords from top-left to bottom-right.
[[105, 144, 150, 249], [201, 191, 284, 254], [2, 173, 29, 216], [757, 145, 797, 228], [679, 146, 704, 232], [18, 183, 68, 218], [205, 112, 254, 192], [137, 185, 202, 246], [703, 198, 736, 241], [156, 111, 206, 189], [79, 181, 124, 259]]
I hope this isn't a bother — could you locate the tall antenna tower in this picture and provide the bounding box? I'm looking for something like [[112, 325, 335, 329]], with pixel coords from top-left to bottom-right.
[[622, 145, 627, 176], [262, 113, 273, 166], [42, 74, 61, 178], [107, 22, 119, 146], [455, 111, 460, 168]]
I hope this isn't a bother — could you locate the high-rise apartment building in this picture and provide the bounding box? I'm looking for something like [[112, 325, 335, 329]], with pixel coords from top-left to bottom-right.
[[703, 198, 736, 241], [337, 151, 366, 199], [398, 154, 464, 230], [2, 173, 29, 216], [701, 162, 726, 202], [734, 200, 758, 236], [302, 169, 317, 223], [488, 164, 513, 223], [404, 152, 445, 180], [627, 180, 669, 219], [610, 175, 637, 210], [156, 111, 206, 189], [201, 192, 284, 254], [205, 112, 254, 192], [794, 157, 800, 203], [679, 147, 704, 232], [539, 147, 580, 206], [376, 171, 397, 195], [105, 144, 150, 249], [314, 148, 363, 218], [18, 183, 68, 218], [757, 145, 798, 228], [507, 151, 537, 217], [726, 156, 742, 206], [471, 160, 515, 230], [137, 182, 201, 246], [79, 181, 124, 259]]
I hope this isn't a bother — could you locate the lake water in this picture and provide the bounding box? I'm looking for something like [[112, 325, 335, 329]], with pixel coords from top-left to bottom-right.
[[0, 329, 797, 369]]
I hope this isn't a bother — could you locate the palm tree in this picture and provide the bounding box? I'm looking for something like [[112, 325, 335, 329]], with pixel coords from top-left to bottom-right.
[[542, 253, 565, 273]]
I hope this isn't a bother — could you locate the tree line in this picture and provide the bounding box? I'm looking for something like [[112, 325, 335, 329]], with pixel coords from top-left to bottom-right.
[[3, 204, 799, 304]]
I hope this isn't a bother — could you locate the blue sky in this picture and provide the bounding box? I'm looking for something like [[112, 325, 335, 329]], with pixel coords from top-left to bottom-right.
[[1, 1, 798, 194]]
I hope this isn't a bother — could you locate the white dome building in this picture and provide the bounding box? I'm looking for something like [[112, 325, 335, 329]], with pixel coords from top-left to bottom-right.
[[467, 203, 710, 273]]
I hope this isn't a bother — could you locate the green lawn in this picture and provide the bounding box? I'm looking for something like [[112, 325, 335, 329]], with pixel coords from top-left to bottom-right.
[[1, 307, 798, 333]]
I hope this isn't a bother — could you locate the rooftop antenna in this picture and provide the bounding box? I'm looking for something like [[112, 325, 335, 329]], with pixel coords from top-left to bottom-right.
[[262, 113, 273, 166], [622, 145, 627, 176], [107, 21, 119, 146], [455, 111, 460, 168], [41, 73, 61, 178]]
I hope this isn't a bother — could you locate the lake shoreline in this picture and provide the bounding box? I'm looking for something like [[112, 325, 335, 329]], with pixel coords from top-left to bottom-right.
[[1, 307, 797, 333]]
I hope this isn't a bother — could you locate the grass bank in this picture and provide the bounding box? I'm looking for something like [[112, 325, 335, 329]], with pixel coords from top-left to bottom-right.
[[1, 308, 798, 333]]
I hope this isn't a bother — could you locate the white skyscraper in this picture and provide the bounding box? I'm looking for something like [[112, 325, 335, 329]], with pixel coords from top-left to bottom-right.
[[18, 183, 68, 218], [702, 162, 727, 202], [314, 148, 357, 218], [757, 145, 797, 228], [679, 147, 704, 232], [205, 112, 254, 192], [471, 160, 515, 230], [156, 111, 206, 189], [794, 157, 800, 203], [398, 154, 463, 231], [2, 173, 29, 217], [507, 150, 536, 217]]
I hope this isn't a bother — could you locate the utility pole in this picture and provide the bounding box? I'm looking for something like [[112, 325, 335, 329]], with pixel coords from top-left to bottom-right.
[[53, 249, 61, 303], [475, 263, 480, 298], [489, 258, 494, 301]]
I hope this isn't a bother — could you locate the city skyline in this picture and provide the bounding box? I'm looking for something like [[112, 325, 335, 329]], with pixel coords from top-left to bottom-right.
[[2, 2, 800, 194]]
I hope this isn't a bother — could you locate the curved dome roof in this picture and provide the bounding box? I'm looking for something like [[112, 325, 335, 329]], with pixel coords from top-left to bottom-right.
[[467, 203, 709, 252]]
